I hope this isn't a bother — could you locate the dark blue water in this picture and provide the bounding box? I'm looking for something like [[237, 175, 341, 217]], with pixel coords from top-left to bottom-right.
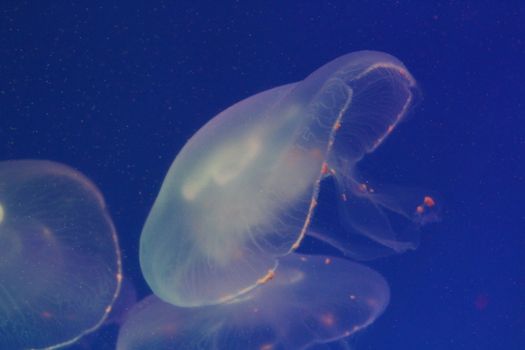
[[1, 1, 523, 349]]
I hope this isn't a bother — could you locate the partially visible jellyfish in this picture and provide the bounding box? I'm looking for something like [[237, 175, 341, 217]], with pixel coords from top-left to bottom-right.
[[140, 50, 437, 308], [117, 254, 389, 350], [0, 160, 122, 349]]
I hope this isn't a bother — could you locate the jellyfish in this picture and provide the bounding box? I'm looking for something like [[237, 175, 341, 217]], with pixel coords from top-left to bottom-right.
[[131, 50, 438, 349], [117, 254, 389, 350], [0, 160, 122, 350], [140, 50, 436, 308]]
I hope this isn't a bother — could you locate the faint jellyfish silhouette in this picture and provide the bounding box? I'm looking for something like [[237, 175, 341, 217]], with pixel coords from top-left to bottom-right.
[[140, 50, 437, 309], [0, 160, 122, 350], [117, 254, 389, 350]]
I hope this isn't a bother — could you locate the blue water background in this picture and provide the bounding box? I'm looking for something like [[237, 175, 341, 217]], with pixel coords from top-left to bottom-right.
[[1, 1, 523, 349]]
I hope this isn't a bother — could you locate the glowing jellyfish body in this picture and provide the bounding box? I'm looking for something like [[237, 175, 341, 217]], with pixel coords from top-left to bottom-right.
[[140, 51, 424, 308], [0, 160, 121, 349], [117, 254, 389, 350]]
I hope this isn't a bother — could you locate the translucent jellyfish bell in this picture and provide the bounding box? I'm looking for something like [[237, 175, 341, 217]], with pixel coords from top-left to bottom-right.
[[140, 51, 433, 307], [0, 160, 122, 349], [117, 254, 389, 350]]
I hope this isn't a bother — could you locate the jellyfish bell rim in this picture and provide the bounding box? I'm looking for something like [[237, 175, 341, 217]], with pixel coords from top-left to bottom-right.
[[0, 159, 106, 205], [280, 50, 419, 257]]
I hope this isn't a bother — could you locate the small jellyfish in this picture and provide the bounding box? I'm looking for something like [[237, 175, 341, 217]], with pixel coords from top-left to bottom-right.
[[0, 160, 122, 349], [140, 50, 437, 308], [117, 254, 389, 350]]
